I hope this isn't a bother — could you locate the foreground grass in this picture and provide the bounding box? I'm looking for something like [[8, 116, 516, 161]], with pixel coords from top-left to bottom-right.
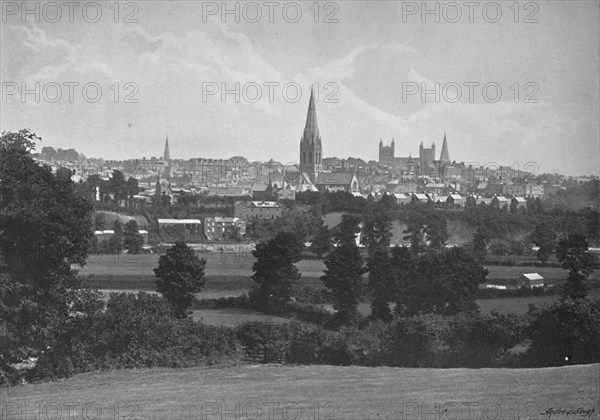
[[2, 364, 598, 419]]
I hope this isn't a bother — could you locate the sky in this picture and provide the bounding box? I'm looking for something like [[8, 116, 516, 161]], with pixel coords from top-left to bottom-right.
[[1, 0, 599, 176]]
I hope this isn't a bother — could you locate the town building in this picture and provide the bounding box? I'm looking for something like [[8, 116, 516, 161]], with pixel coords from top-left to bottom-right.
[[234, 201, 282, 221], [203, 217, 246, 241]]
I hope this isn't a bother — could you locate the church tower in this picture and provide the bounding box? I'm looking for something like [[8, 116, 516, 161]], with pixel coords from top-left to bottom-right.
[[299, 87, 322, 183], [439, 132, 451, 164]]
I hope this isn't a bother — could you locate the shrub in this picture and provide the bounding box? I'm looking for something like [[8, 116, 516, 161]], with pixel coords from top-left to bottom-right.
[[524, 298, 600, 367]]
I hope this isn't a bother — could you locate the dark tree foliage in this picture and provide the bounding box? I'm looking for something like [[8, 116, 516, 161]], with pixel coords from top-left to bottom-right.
[[367, 247, 393, 322], [423, 216, 448, 250], [471, 227, 489, 263], [154, 242, 206, 317], [403, 222, 425, 257], [361, 210, 393, 256], [107, 220, 124, 253], [251, 231, 303, 310], [395, 248, 488, 316], [331, 214, 362, 246], [123, 220, 144, 254], [524, 298, 600, 367], [0, 129, 94, 288], [310, 223, 332, 259], [529, 223, 558, 265], [556, 234, 597, 299], [322, 214, 365, 326]]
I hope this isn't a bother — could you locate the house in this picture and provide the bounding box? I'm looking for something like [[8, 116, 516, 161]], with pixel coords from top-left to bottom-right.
[[315, 172, 359, 193], [157, 219, 203, 242], [251, 182, 273, 201], [203, 217, 246, 241], [511, 197, 528, 210], [492, 195, 510, 209], [412, 193, 431, 204], [392, 193, 411, 205], [234, 201, 282, 221], [517, 273, 545, 289], [446, 194, 465, 208]]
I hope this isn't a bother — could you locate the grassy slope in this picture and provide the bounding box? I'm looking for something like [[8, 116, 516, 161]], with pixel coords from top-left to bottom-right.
[[2, 364, 598, 419]]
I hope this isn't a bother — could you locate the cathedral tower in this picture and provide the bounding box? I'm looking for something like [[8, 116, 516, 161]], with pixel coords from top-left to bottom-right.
[[299, 87, 322, 183]]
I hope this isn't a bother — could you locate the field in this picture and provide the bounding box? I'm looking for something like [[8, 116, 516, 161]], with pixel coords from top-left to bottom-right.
[[2, 364, 598, 419], [77, 253, 599, 325]]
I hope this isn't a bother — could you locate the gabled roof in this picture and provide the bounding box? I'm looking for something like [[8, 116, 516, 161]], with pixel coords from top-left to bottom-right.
[[522, 273, 543, 281], [316, 172, 355, 185], [449, 194, 463, 200]]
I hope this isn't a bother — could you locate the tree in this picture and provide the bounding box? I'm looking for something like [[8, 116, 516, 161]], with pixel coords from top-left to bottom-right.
[[524, 298, 600, 367], [223, 225, 241, 242], [367, 247, 393, 322], [94, 213, 107, 231], [389, 246, 413, 315], [529, 223, 558, 265], [321, 214, 365, 326], [472, 228, 489, 263], [0, 130, 99, 383], [108, 220, 124, 253], [395, 248, 488, 316], [361, 210, 393, 256], [123, 220, 144, 254], [154, 242, 206, 317], [423, 217, 448, 250], [310, 224, 332, 259], [0, 129, 94, 288], [251, 231, 302, 310], [556, 234, 597, 299], [403, 223, 424, 256]]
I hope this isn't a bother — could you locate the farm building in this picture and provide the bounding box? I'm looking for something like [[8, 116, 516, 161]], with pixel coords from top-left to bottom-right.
[[517, 273, 545, 289]]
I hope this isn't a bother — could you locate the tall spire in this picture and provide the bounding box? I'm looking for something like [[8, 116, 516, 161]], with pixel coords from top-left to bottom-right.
[[299, 86, 323, 184], [439, 132, 451, 164], [163, 136, 171, 162], [302, 87, 320, 145]]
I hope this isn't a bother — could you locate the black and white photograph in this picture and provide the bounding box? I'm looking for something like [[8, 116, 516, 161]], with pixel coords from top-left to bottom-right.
[[1, 0, 599, 418]]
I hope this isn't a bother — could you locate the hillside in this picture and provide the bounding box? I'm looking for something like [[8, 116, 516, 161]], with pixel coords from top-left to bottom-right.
[[3, 364, 598, 419]]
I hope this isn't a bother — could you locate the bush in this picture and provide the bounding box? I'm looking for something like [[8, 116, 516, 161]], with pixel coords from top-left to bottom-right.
[[523, 298, 600, 367]]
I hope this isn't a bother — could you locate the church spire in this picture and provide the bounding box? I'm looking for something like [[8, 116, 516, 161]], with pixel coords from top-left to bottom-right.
[[163, 136, 171, 162], [299, 86, 323, 184], [439, 132, 451, 164], [303, 87, 320, 145]]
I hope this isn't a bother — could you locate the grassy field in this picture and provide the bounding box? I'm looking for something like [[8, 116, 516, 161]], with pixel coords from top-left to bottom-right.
[[2, 364, 598, 419], [79, 253, 600, 287], [79, 253, 599, 320]]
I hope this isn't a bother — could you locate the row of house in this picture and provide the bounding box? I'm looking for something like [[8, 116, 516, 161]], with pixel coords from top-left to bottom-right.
[[367, 192, 529, 210]]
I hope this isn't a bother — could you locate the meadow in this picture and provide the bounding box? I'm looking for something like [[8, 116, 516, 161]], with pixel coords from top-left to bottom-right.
[[77, 252, 599, 326], [2, 363, 598, 419]]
